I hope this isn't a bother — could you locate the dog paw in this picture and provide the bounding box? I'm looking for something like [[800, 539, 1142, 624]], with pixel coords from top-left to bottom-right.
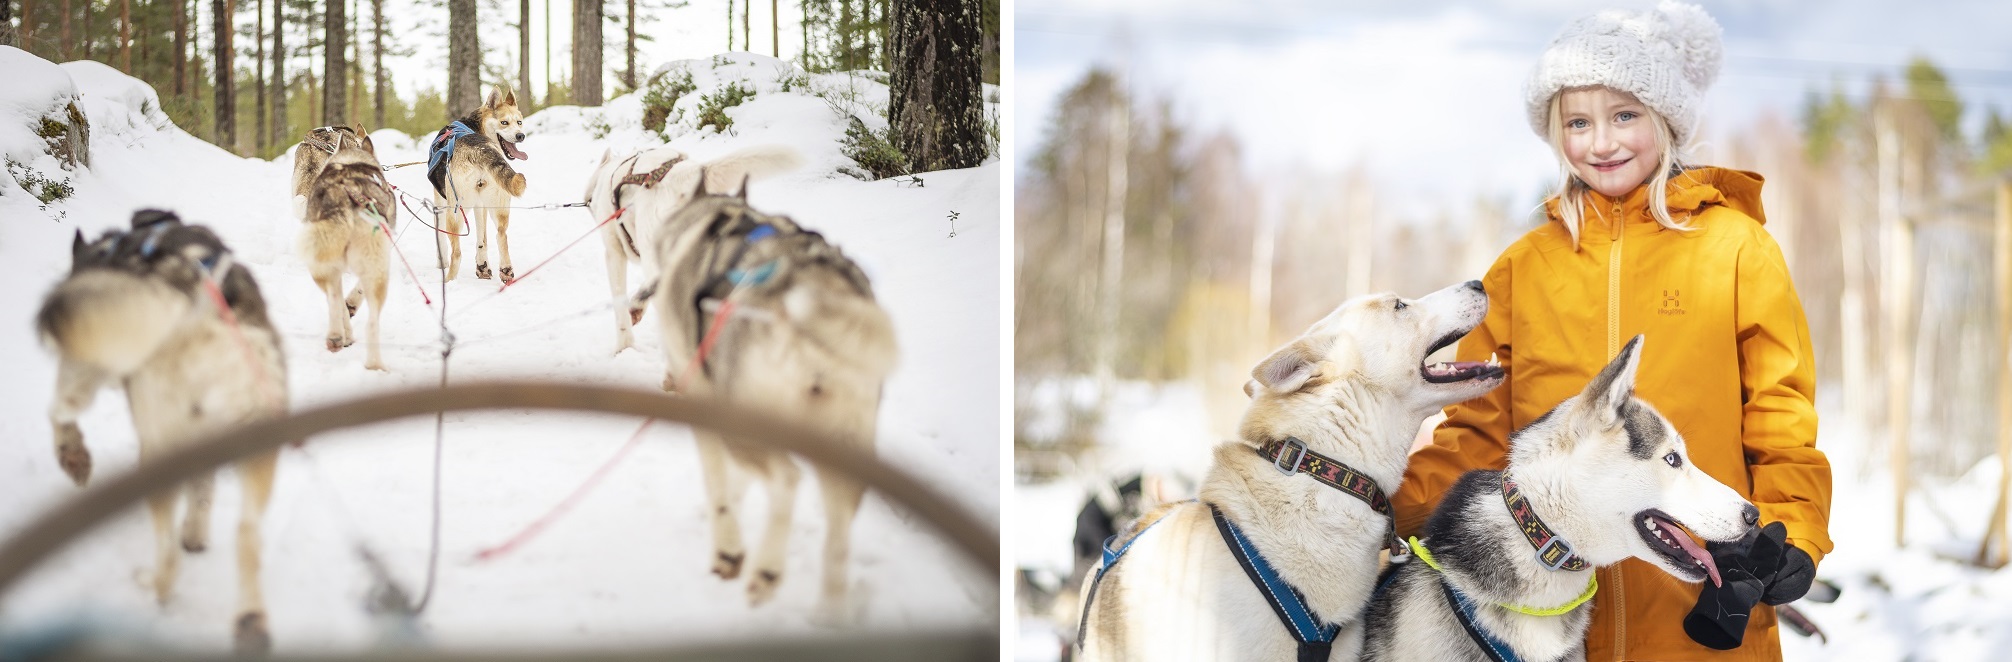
[[234, 612, 272, 654], [55, 424, 91, 486], [747, 568, 782, 606], [629, 306, 647, 325], [365, 358, 387, 372], [181, 529, 209, 554], [499, 266, 514, 282], [712, 551, 744, 579], [475, 262, 492, 280], [661, 375, 681, 394], [326, 336, 348, 352]]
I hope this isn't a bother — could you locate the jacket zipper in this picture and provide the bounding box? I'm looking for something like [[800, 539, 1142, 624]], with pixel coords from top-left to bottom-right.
[[1607, 201, 1625, 658]]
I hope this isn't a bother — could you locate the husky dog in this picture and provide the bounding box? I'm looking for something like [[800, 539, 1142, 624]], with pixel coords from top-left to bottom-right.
[[290, 125, 369, 219], [649, 185, 897, 623], [428, 84, 530, 281], [301, 122, 396, 369], [581, 144, 803, 354], [1361, 336, 1758, 662], [1078, 281, 1506, 661], [37, 210, 286, 653]]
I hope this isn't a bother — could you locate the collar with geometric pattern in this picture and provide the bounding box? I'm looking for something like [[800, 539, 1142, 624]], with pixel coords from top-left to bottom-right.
[[1256, 437, 1409, 561], [1500, 475, 1589, 572]]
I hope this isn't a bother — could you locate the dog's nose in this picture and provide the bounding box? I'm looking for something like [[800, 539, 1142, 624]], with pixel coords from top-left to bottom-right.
[[514, 134, 526, 142], [1740, 504, 1759, 526], [1463, 279, 1483, 293]]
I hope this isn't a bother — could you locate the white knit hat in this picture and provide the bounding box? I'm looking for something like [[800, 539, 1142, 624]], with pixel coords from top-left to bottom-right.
[[1525, 0, 1723, 149]]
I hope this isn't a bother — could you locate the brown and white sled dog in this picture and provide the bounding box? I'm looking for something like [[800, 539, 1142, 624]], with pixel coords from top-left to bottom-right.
[[37, 210, 285, 653], [1077, 281, 1505, 661], [1361, 336, 1758, 662], [581, 144, 803, 354], [300, 123, 396, 369], [290, 125, 369, 220], [429, 84, 530, 281], [649, 186, 897, 624]]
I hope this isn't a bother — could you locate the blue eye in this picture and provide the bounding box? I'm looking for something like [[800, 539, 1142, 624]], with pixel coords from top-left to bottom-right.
[[1617, 111, 1638, 122], [1567, 118, 1589, 130]]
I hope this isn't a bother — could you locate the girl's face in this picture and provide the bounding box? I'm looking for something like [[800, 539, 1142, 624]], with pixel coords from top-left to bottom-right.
[[1558, 87, 1662, 199]]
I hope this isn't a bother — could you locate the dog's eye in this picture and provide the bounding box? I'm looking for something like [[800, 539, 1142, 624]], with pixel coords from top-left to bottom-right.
[[1664, 451, 1682, 468], [1394, 300, 1408, 311]]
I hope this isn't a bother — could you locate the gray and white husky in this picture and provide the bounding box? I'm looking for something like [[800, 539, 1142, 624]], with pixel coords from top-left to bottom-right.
[[1362, 336, 1758, 662], [649, 185, 897, 624], [1077, 281, 1506, 661], [581, 144, 802, 354], [299, 124, 396, 369], [36, 210, 285, 653]]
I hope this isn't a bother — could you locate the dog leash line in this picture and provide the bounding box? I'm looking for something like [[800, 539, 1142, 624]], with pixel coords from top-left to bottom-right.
[[494, 206, 627, 294], [470, 419, 654, 562]]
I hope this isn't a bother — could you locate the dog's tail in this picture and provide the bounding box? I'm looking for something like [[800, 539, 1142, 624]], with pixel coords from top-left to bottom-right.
[[37, 272, 193, 375], [505, 172, 527, 196], [782, 268, 899, 380], [700, 145, 805, 192]]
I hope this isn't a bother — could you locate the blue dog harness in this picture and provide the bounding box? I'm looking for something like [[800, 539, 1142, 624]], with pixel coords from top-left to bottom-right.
[[427, 121, 476, 175], [1212, 505, 1341, 662], [1073, 501, 1180, 650]]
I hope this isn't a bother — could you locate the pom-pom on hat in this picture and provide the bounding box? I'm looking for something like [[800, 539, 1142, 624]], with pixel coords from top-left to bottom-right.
[[1525, 0, 1723, 149]]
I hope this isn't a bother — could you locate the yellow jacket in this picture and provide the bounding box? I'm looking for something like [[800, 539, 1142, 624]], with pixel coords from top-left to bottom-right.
[[1393, 167, 1832, 661]]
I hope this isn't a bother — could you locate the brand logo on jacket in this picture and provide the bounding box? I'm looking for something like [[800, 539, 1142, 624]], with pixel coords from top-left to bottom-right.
[[1659, 289, 1686, 316]]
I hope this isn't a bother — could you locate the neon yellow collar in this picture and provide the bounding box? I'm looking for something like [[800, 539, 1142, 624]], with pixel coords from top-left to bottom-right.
[[1406, 536, 1598, 617]]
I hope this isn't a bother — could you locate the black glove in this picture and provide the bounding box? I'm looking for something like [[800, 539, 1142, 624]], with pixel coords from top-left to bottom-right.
[[1683, 522, 1816, 650]]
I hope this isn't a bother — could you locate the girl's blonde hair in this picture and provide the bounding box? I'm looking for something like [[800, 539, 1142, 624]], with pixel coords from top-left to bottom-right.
[[1544, 89, 1696, 250]]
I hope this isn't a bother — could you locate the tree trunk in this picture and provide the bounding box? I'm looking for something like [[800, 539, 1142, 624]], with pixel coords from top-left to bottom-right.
[[118, 0, 129, 71], [60, 0, 70, 60], [254, 0, 265, 152], [889, 0, 985, 172], [517, 0, 528, 109], [268, 0, 282, 147], [447, 0, 478, 116], [569, 0, 600, 105], [724, 0, 732, 51], [374, 0, 386, 126], [80, 0, 88, 59], [322, 0, 345, 125], [741, 0, 748, 53], [1877, 104, 1916, 548], [349, 0, 360, 123], [623, 0, 634, 89], [7, 0, 23, 50], [213, 0, 234, 152], [771, 0, 777, 57], [174, 0, 188, 95], [800, 0, 808, 69]]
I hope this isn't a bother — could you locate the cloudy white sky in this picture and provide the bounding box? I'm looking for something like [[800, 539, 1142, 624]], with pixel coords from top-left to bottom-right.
[[1013, 0, 2012, 212]]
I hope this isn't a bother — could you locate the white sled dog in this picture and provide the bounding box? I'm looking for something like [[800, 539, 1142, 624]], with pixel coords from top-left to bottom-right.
[[1077, 281, 1506, 661], [650, 184, 896, 623], [582, 144, 803, 354], [1360, 336, 1759, 662], [300, 123, 397, 369], [427, 84, 530, 281], [37, 210, 286, 653]]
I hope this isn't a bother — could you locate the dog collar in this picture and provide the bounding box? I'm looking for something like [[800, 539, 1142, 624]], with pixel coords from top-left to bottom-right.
[[1256, 437, 1410, 562], [611, 153, 687, 210], [1501, 476, 1590, 572]]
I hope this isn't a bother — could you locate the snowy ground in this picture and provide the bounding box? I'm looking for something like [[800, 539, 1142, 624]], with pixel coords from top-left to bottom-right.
[[0, 48, 999, 654], [1014, 382, 2012, 661]]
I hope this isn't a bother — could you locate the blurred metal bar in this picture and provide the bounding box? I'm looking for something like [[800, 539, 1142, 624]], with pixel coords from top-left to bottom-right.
[[42, 630, 997, 661], [0, 381, 999, 601]]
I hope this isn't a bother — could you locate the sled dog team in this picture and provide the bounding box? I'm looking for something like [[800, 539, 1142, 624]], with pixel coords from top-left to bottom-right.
[[36, 82, 894, 651]]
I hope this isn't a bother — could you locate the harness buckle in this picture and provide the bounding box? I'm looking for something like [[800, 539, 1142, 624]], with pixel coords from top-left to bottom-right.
[[1535, 536, 1577, 571], [1273, 438, 1307, 476]]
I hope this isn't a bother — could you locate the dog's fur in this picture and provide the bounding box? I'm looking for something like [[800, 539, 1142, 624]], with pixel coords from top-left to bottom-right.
[[430, 84, 530, 281], [290, 125, 368, 219], [1077, 281, 1505, 660], [1361, 336, 1758, 662], [300, 123, 396, 369], [648, 188, 897, 624], [582, 144, 803, 354], [37, 211, 285, 653]]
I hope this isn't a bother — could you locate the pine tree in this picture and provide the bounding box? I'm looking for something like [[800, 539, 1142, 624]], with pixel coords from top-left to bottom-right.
[[447, 0, 477, 115], [890, 0, 985, 171], [321, 0, 344, 123], [570, 0, 601, 105], [213, 0, 234, 152]]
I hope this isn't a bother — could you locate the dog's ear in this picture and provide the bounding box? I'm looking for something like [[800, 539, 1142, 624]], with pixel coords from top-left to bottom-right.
[[486, 87, 501, 109], [1578, 334, 1644, 429], [692, 166, 711, 199], [1251, 341, 1319, 395], [71, 229, 86, 262], [502, 86, 518, 108], [733, 174, 750, 200]]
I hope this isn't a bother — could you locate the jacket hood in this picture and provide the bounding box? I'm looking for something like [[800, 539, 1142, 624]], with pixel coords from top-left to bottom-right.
[[1546, 166, 1769, 226]]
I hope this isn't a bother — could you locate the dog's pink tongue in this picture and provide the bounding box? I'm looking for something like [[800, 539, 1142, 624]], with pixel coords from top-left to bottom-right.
[[503, 141, 528, 160], [1666, 525, 1722, 587]]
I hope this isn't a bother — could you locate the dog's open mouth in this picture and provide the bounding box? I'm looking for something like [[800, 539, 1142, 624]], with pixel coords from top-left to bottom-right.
[[501, 140, 529, 160], [1420, 330, 1504, 384], [1637, 509, 1722, 586]]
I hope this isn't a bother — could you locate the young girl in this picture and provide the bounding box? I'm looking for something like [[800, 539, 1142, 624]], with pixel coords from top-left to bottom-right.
[[1391, 2, 1832, 659]]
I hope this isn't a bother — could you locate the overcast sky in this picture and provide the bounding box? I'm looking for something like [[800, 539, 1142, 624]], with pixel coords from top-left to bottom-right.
[[1012, 0, 2012, 212]]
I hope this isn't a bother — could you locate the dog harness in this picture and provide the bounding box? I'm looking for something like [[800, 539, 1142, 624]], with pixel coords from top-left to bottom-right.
[[1257, 437, 1411, 563], [605, 153, 689, 258], [427, 121, 476, 175], [1073, 501, 1182, 651], [1213, 505, 1340, 662]]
